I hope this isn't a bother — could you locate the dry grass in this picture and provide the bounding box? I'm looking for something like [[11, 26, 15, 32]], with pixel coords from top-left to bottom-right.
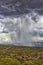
[[0, 46, 43, 65]]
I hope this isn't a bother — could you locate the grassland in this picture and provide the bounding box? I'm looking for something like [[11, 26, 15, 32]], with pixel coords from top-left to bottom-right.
[[0, 46, 43, 65]]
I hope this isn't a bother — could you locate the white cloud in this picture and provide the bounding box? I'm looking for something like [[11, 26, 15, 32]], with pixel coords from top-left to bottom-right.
[[0, 11, 43, 47]]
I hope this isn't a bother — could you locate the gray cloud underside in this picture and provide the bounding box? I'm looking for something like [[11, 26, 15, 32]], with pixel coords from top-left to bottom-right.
[[0, 0, 43, 16]]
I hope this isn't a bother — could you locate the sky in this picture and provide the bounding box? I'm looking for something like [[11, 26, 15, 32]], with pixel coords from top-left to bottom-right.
[[0, 0, 43, 47]]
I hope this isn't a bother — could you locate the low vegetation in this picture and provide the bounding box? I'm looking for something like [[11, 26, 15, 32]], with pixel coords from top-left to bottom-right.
[[0, 46, 43, 65]]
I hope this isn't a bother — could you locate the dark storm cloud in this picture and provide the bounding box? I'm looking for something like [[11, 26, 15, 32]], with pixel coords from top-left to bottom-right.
[[0, 0, 43, 16]]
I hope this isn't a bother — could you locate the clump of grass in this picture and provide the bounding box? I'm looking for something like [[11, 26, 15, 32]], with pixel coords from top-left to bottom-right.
[[0, 58, 21, 65], [0, 57, 43, 65], [22, 60, 43, 65]]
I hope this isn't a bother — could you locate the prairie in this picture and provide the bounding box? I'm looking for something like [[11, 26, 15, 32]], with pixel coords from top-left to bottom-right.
[[0, 46, 43, 65]]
